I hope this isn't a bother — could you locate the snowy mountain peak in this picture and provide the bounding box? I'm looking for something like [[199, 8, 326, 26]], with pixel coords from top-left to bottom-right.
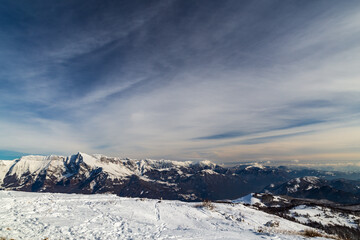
[[302, 176, 320, 183], [197, 159, 216, 168], [245, 162, 266, 170], [8, 155, 52, 179], [232, 193, 265, 207], [290, 176, 320, 184]]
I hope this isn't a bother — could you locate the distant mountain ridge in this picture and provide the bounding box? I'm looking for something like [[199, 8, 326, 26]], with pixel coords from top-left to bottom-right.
[[1, 152, 359, 203], [264, 176, 360, 204]]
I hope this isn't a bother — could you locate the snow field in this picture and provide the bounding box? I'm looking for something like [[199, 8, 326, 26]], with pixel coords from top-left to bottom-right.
[[0, 191, 330, 240], [289, 205, 359, 228]]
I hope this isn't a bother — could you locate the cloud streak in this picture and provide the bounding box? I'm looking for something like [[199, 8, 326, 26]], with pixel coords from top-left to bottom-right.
[[0, 0, 359, 165]]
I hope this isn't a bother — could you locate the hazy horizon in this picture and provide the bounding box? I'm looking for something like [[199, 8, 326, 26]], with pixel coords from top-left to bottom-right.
[[1, 1, 360, 165]]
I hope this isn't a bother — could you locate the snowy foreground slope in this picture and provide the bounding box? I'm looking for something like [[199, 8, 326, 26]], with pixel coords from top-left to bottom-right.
[[0, 191, 331, 240]]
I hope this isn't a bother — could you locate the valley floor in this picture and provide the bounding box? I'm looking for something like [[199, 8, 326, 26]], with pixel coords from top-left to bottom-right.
[[0, 191, 330, 240]]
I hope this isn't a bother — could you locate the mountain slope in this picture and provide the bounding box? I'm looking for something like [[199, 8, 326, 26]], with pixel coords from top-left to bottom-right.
[[265, 176, 360, 204], [233, 192, 360, 240], [0, 191, 332, 240]]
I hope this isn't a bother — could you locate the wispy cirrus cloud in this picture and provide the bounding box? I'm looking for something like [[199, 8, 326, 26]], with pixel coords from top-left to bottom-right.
[[0, 1, 359, 165]]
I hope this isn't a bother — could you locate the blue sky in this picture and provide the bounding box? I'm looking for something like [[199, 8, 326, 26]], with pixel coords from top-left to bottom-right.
[[0, 0, 360, 164]]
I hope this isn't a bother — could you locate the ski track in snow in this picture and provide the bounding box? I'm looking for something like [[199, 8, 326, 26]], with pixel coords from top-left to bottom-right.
[[0, 191, 331, 240]]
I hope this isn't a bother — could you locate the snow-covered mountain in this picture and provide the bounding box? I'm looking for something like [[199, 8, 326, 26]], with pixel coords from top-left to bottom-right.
[[264, 176, 360, 204], [232, 192, 360, 240], [1, 152, 360, 203], [0, 152, 223, 201], [2, 152, 259, 200], [0, 191, 334, 240]]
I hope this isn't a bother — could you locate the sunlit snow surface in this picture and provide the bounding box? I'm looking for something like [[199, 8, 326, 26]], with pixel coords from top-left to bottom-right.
[[232, 193, 266, 207], [289, 205, 359, 228], [0, 191, 330, 240]]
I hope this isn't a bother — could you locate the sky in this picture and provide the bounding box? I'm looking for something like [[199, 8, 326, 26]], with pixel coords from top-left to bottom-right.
[[0, 0, 360, 165]]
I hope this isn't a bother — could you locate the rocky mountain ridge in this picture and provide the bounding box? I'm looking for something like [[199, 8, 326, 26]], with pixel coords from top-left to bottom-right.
[[264, 176, 360, 204], [1, 152, 359, 203]]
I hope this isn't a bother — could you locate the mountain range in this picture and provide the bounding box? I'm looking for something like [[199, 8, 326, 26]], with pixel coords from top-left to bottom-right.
[[1, 152, 359, 203], [264, 176, 360, 204]]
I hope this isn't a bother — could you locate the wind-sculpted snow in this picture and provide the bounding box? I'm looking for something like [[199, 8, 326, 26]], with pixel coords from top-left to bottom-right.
[[0, 191, 330, 240]]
